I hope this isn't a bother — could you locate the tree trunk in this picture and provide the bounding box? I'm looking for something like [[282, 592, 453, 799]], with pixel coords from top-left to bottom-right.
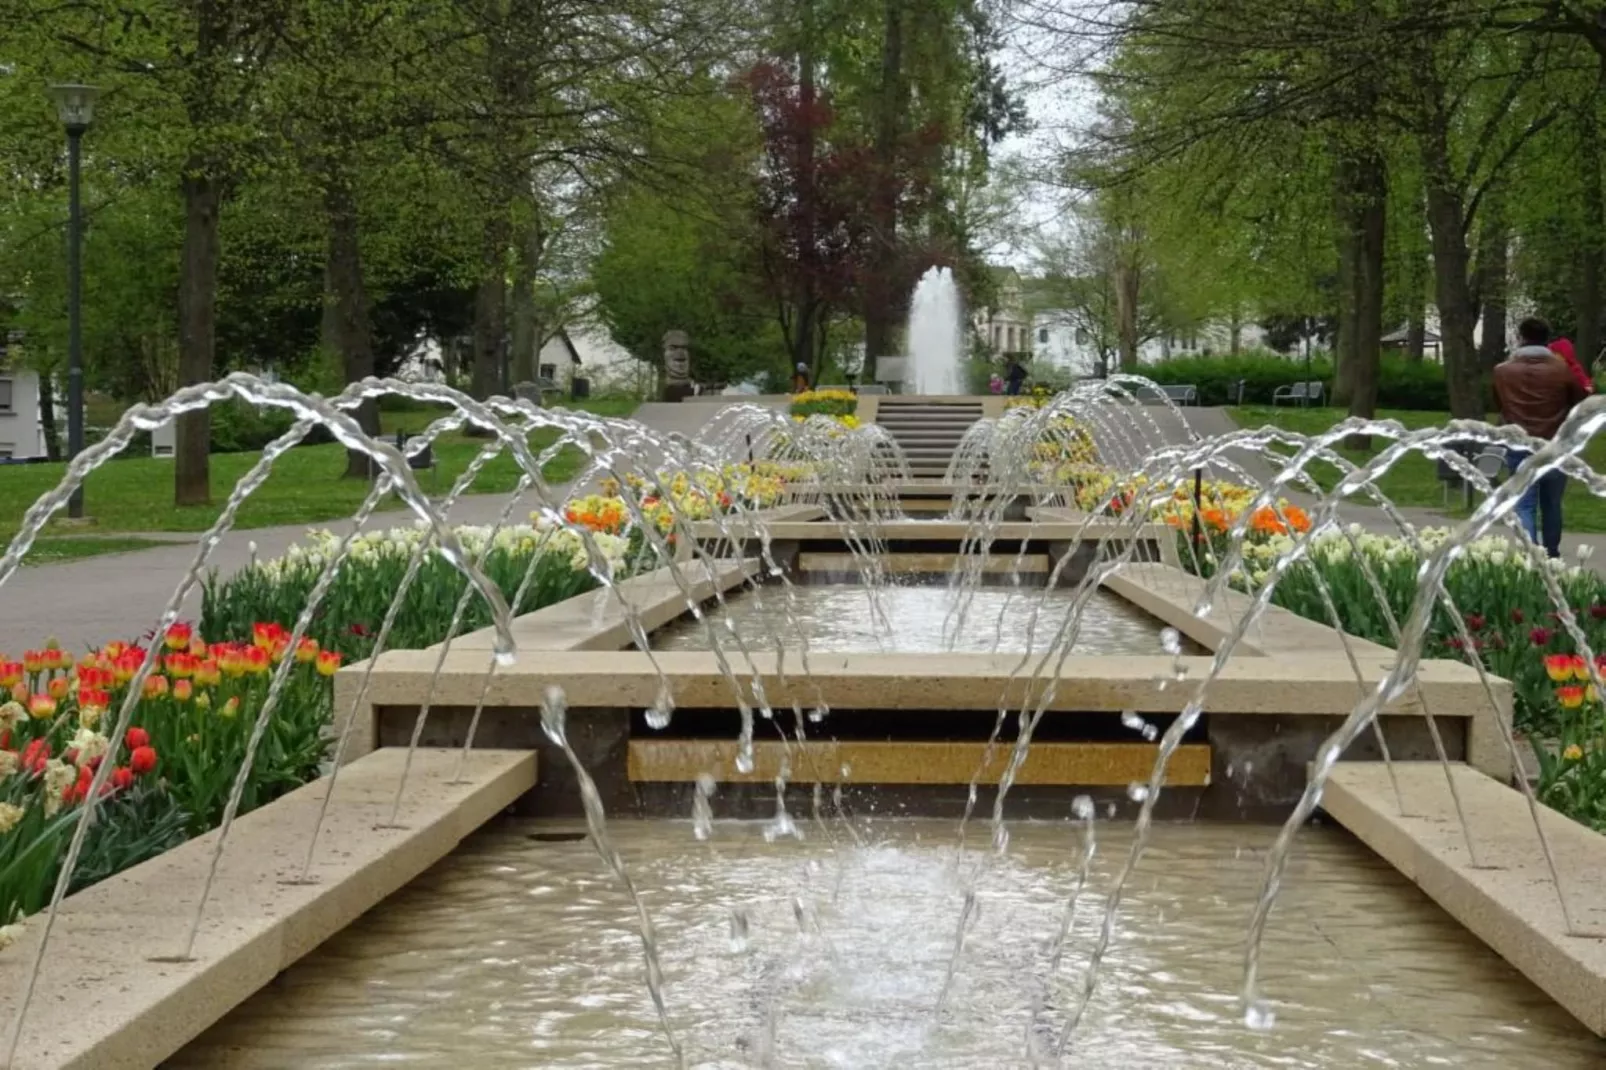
[[1406, 307, 1426, 361], [1349, 148, 1386, 440], [861, 0, 905, 372], [509, 205, 544, 387], [1424, 183, 1483, 416], [1475, 187, 1508, 373], [471, 213, 509, 402], [38, 372, 61, 462], [1331, 136, 1387, 422], [795, 0, 818, 378], [1419, 113, 1484, 418], [1115, 260, 1140, 371], [1229, 307, 1242, 355], [175, 171, 222, 505], [324, 167, 380, 479], [1332, 166, 1359, 409], [1577, 108, 1604, 376]]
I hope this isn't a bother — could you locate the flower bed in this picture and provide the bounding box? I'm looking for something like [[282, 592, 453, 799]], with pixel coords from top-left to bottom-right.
[[1191, 516, 1606, 832], [204, 523, 627, 664], [585, 463, 803, 536], [0, 623, 337, 941], [788, 389, 857, 418]]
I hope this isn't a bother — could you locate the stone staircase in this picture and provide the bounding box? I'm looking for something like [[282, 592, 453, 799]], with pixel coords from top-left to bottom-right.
[[873, 398, 985, 480]]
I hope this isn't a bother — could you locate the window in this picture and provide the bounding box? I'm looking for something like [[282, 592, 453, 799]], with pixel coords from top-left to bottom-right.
[[538, 363, 557, 382], [1075, 329, 1089, 346], [0, 443, 12, 460], [1038, 327, 1048, 344], [0, 378, 12, 412]]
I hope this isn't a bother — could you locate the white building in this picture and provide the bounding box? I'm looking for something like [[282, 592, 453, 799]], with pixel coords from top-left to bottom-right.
[[974, 268, 1032, 357], [0, 333, 47, 461], [1029, 313, 1269, 377]]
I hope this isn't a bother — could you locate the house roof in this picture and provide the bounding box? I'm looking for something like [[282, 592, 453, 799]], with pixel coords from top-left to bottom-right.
[[1382, 326, 1440, 344], [541, 330, 582, 365]]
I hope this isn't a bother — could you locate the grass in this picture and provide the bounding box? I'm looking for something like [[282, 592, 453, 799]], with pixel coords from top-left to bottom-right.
[[0, 397, 641, 545], [17, 536, 169, 566], [1227, 405, 1606, 532]]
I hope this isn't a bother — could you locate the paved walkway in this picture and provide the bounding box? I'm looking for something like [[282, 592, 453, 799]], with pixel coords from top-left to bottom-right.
[[0, 395, 790, 656]]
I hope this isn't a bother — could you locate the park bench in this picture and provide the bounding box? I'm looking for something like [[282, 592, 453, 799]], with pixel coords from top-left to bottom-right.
[[1273, 381, 1326, 407], [1436, 440, 1506, 509], [1150, 383, 1197, 405]]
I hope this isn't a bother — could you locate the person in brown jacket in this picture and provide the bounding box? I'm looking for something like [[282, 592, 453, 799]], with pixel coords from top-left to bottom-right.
[[1492, 317, 1588, 557]]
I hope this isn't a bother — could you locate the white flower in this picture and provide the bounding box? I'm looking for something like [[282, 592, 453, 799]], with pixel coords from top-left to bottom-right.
[[0, 703, 25, 730], [0, 751, 17, 779], [1490, 550, 1507, 566], [1577, 544, 1595, 563], [70, 728, 109, 767], [42, 760, 74, 817], [0, 803, 23, 835], [0, 923, 23, 951]]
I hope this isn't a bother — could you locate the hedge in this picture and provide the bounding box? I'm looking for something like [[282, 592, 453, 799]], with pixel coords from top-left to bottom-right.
[[1137, 351, 1452, 410]]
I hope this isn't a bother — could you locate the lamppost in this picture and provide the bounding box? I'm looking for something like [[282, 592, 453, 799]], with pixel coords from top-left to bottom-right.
[[49, 83, 97, 519]]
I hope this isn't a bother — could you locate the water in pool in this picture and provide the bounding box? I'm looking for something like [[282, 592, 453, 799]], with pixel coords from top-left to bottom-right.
[[652, 583, 1200, 656], [172, 819, 1603, 1068]]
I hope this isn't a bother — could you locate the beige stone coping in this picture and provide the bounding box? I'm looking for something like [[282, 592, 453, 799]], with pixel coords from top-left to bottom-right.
[[689, 519, 1172, 542], [350, 647, 1506, 757], [1323, 762, 1606, 1035], [1101, 563, 1395, 660], [790, 482, 1065, 497], [797, 552, 1049, 574], [436, 558, 759, 653], [0, 748, 536, 1070], [628, 739, 1210, 786]]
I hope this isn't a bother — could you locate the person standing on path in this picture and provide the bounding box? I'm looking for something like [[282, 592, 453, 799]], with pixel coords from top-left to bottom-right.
[[791, 362, 810, 394], [1493, 317, 1588, 557], [1005, 357, 1027, 396]]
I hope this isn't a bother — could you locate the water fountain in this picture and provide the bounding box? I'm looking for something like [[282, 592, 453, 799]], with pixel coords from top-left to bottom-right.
[[0, 363, 1603, 1068], [906, 265, 965, 396]]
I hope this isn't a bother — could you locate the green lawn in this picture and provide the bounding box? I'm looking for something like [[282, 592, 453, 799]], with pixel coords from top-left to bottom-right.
[[0, 397, 640, 543], [16, 536, 170, 566], [1227, 405, 1606, 532]]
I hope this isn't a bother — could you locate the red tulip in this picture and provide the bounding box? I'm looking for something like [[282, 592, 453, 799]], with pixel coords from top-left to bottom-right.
[[125, 726, 150, 750], [129, 746, 157, 776], [111, 766, 134, 791], [315, 650, 342, 677], [1465, 614, 1485, 632], [20, 739, 49, 774], [1530, 627, 1554, 647]]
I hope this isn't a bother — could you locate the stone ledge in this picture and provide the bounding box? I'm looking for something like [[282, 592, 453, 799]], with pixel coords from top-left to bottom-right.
[[356, 647, 1504, 721], [439, 559, 758, 653], [0, 748, 536, 1070], [1322, 762, 1606, 1036], [627, 739, 1211, 786], [1101, 563, 1395, 659]]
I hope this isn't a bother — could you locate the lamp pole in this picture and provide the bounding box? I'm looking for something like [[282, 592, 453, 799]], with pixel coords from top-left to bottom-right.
[[50, 84, 97, 520]]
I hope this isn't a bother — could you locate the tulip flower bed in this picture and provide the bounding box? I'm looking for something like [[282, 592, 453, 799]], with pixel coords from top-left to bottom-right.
[[1185, 521, 1606, 832], [0, 623, 338, 939], [789, 389, 858, 418], [583, 464, 804, 536], [203, 523, 630, 664]]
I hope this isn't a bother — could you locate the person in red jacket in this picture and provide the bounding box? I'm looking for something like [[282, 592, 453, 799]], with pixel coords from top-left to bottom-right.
[[1551, 338, 1594, 395]]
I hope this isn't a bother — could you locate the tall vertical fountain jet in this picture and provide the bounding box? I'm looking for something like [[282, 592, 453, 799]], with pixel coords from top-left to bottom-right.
[[907, 266, 964, 396]]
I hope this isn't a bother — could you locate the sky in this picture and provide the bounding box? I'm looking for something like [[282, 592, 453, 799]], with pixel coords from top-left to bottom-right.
[[987, 2, 1101, 268]]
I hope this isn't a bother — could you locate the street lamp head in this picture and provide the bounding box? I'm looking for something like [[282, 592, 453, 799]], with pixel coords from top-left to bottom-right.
[[48, 84, 98, 131]]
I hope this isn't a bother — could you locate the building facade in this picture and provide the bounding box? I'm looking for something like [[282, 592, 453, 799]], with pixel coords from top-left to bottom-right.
[[0, 333, 47, 460]]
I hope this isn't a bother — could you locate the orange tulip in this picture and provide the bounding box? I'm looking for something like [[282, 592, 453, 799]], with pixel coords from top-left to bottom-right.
[[1557, 685, 1586, 709], [164, 623, 193, 651], [315, 650, 342, 677]]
